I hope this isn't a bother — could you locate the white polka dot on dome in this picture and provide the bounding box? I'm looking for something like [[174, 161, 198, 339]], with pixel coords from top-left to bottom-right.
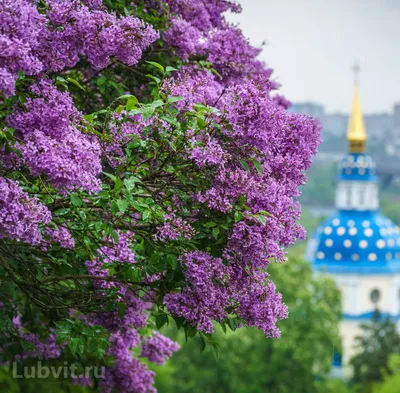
[[325, 239, 333, 247], [337, 227, 346, 236], [334, 252, 342, 260], [352, 254, 359, 261], [349, 227, 358, 236], [368, 253, 377, 262], [347, 220, 355, 227], [332, 219, 340, 226], [386, 219, 392, 225], [397, 239, 400, 246], [396, 253, 400, 260], [317, 252, 325, 260], [358, 155, 365, 164], [359, 240, 368, 249], [380, 228, 387, 236], [359, 168, 366, 175], [364, 228, 373, 237], [362, 220, 370, 228], [376, 240, 386, 249], [345, 168, 352, 175], [386, 252, 393, 261], [324, 227, 332, 235], [388, 239, 395, 247], [344, 239, 352, 248]]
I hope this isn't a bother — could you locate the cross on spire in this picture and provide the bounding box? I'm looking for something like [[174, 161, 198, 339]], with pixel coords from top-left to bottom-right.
[[352, 61, 360, 87]]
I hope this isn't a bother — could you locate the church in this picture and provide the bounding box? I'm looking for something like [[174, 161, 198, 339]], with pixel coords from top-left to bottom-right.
[[305, 69, 400, 373]]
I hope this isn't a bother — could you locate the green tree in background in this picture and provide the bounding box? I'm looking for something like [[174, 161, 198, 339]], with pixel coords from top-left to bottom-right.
[[300, 162, 336, 207], [155, 254, 342, 393], [372, 354, 400, 393], [350, 312, 400, 393]]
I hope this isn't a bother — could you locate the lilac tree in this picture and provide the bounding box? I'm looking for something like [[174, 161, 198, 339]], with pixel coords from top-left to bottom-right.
[[0, 0, 321, 392]]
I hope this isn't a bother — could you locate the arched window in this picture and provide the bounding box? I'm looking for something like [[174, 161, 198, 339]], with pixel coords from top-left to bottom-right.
[[370, 289, 381, 304]]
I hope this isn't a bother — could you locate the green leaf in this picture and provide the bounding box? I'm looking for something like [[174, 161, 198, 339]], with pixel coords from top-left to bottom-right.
[[156, 314, 169, 330], [116, 199, 129, 214], [103, 172, 117, 182], [252, 158, 263, 175], [197, 117, 207, 129], [258, 210, 273, 217], [70, 194, 83, 207], [142, 106, 155, 121], [204, 222, 217, 228], [67, 78, 85, 91], [212, 227, 220, 238], [124, 177, 139, 191], [118, 303, 127, 320], [110, 200, 119, 215], [146, 74, 161, 85], [234, 211, 243, 223], [160, 115, 179, 126], [252, 214, 266, 226], [118, 94, 136, 101], [199, 336, 206, 353], [151, 99, 165, 109], [146, 61, 165, 72], [142, 210, 151, 221], [165, 66, 178, 73], [239, 159, 250, 172], [68, 337, 84, 356], [174, 316, 185, 330], [126, 96, 138, 111], [167, 96, 184, 103]]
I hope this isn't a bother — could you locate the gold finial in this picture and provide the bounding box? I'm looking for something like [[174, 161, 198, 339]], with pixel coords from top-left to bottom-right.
[[347, 61, 367, 153]]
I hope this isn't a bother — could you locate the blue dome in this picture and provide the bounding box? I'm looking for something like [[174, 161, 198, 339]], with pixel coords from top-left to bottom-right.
[[306, 211, 400, 274], [338, 153, 376, 181]]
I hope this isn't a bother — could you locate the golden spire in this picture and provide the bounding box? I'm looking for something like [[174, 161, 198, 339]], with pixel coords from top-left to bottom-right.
[[347, 62, 367, 153]]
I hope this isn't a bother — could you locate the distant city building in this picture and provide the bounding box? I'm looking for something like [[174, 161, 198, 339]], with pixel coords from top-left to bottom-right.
[[393, 103, 400, 132], [305, 76, 400, 377], [291, 102, 394, 151], [290, 102, 325, 121]]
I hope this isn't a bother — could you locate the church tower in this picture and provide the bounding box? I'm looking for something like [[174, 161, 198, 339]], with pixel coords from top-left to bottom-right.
[[306, 64, 400, 373]]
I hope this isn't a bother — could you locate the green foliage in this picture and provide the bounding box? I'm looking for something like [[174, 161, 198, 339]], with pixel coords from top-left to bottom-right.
[[315, 378, 354, 393], [154, 253, 342, 393], [350, 311, 400, 393], [300, 162, 336, 207], [372, 354, 400, 393]]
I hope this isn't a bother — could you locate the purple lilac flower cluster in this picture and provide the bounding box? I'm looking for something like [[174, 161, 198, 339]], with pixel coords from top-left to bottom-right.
[[84, 233, 180, 393], [6, 80, 102, 193], [0, 0, 158, 97], [0, 177, 51, 245], [140, 331, 180, 365], [163, 75, 320, 336], [155, 209, 196, 241], [12, 315, 61, 360], [157, 0, 271, 84], [90, 291, 179, 393]]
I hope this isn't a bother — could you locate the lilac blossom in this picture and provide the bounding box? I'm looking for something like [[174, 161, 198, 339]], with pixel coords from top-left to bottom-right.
[[6, 80, 102, 193], [0, 177, 51, 245], [140, 332, 180, 365]]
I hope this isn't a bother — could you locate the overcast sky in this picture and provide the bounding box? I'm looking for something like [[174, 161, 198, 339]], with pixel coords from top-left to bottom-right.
[[229, 0, 400, 114]]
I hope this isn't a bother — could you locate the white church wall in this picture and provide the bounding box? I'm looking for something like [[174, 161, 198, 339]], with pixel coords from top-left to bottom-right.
[[333, 274, 400, 316], [336, 181, 379, 211], [340, 320, 363, 371]]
